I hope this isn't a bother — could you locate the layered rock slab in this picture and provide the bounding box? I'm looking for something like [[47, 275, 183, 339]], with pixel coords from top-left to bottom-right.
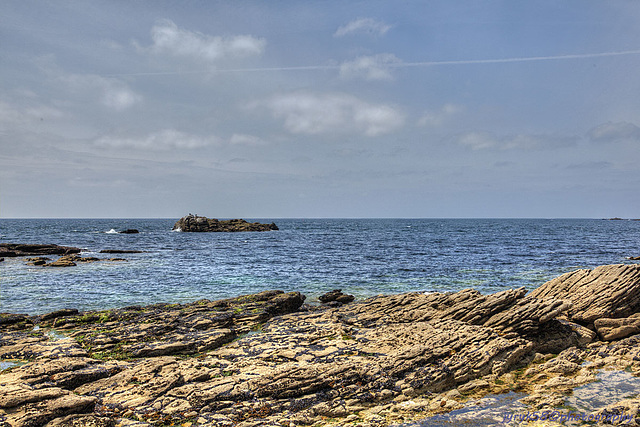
[[0, 288, 571, 426], [529, 263, 640, 328], [2, 263, 640, 426]]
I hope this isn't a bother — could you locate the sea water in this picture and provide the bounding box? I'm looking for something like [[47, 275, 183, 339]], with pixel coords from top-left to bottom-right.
[[1, 218, 639, 315]]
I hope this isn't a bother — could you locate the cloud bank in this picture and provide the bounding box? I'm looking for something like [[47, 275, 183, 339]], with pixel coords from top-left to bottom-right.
[[94, 129, 217, 150], [588, 121, 640, 142], [263, 92, 405, 136]]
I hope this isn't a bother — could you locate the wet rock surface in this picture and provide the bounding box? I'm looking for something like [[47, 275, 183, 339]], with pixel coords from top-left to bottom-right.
[[24, 254, 129, 268], [1, 264, 640, 426], [173, 214, 278, 232], [0, 243, 82, 257]]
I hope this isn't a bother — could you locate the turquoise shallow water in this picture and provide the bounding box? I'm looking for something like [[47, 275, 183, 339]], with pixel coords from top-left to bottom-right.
[[1, 218, 639, 315]]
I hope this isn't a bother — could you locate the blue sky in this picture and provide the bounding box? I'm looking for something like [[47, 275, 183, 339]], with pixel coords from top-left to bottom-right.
[[1, 0, 639, 218]]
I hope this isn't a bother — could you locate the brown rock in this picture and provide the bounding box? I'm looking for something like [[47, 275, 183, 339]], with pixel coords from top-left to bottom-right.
[[594, 316, 640, 341], [318, 289, 355, 304], [41, 308, 80, 321], [3, 265, 640, 427], [529, 264, 640, 326], [47, 257, 77, 267]]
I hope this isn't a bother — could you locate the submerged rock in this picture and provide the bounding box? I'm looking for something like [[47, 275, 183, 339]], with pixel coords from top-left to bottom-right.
[[173, 214, 278, 232]]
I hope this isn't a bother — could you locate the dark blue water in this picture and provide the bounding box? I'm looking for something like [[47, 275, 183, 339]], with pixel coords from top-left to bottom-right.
[[1, 218, 639, 315]]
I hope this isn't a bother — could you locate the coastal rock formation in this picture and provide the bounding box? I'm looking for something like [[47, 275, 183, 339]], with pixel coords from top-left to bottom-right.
[[0, 243, 81, 258], [2, 264, 640, 426], [529, 263, 640, 328], [173, 214, 278, 232]]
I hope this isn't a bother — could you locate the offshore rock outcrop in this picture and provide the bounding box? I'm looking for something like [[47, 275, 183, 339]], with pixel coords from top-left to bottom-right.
[[0, 244, 82, 258], [1, 264, 640, 427], [173, 215, 278, 232]]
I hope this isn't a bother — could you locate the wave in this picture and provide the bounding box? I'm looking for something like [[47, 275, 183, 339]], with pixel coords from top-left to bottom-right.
[[172, 227, 182, 232], [105, 229, 119, 234]]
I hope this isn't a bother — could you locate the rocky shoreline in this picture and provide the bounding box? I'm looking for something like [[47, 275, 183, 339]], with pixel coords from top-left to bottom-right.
[[2, 264, 640, 426]]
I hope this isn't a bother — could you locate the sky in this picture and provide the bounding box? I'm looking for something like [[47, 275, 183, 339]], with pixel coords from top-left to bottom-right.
[[1, 0, 640, 218]]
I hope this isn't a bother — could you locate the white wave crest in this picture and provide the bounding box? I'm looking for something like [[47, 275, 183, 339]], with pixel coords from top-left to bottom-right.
[[172, 227, 182, 232], [106, 229, 119, 234]]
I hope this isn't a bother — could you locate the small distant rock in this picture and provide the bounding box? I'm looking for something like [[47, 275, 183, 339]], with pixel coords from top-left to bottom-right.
[[27, 254, 129, 268], [0, 258, 4, 262], [99, 250, 144, 254], [173, 214, 278, 232], [47, 257, 77, 267], [0, 243, 81, 257], [119, 229, 139, 234], [628, 256, 640, 260], [318, 289, 355, 305]]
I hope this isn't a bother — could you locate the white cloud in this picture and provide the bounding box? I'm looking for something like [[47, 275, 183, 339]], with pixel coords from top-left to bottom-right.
[[263, 92, 404, 136], [339, 53, 401, 81], [454, 131, 577, 151], [418, 104, 464, 127], [94, 129, 217, 150], [587, 121, 640, 142], [101, 88, 142, 111], [334, 18, 391, 37], [149, 19, 266, 62], [63, 74, 141, 111], [230, 134, 268, 146]]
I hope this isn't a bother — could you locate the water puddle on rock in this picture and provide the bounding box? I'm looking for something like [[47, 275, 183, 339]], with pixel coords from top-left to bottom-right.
[[565, 369, 640, 411], [45, 329, 69, 341], [400, 392, 527, 426], [402, 369, 640, 426], [0, 360, 28, 372], [33, 325, 70, 341]]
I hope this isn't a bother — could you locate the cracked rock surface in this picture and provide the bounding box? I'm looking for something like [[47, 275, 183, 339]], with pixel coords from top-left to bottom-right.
[[1, 264, 640, 426]]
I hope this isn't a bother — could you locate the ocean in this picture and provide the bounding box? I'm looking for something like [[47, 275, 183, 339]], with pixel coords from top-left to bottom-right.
[[1, 218, 639, 315]]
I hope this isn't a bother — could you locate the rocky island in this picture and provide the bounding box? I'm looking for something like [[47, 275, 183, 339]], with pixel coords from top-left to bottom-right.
[[2, 264, 640, 426], [173, 215, 278, 233]]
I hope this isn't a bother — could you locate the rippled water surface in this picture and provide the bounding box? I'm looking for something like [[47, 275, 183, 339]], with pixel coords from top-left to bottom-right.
[[1, 218, 639, 314]]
